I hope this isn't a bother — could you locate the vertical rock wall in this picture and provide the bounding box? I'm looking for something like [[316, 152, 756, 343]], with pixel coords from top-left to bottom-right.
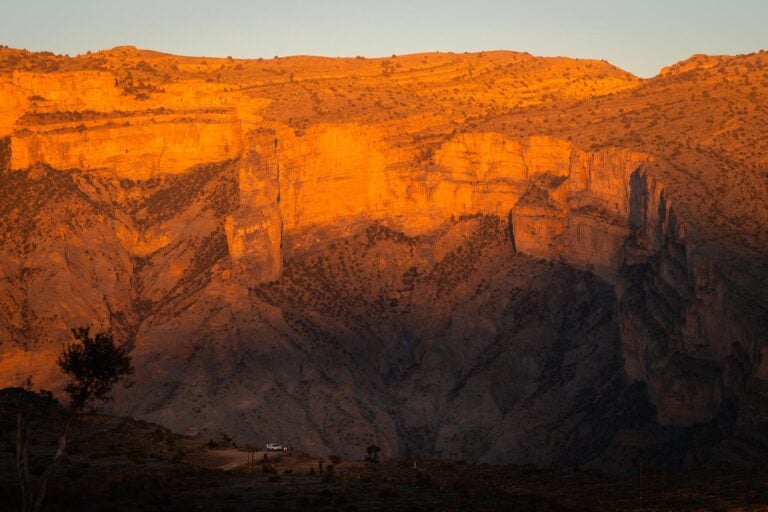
[[619, 169, 768, 426]]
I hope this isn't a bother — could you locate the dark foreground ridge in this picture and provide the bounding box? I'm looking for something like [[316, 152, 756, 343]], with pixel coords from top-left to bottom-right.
[[2, 388, 767, 511]]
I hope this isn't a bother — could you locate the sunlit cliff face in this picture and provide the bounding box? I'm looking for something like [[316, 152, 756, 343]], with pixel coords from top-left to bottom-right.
[[1, 46, 767, 467]]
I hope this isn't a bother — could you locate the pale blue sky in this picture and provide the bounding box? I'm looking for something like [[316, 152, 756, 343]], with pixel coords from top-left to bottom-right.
[[1, 0, 765, 77]]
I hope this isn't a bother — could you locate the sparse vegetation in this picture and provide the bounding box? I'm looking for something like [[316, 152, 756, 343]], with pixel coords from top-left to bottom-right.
[[58, 327, 133, 411]]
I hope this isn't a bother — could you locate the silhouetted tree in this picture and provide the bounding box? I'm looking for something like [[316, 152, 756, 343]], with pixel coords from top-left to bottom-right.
[[58, 327, 133, 411], [16, 328, 133, 512]]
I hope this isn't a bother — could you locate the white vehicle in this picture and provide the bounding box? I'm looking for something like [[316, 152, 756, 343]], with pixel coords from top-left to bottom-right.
[[265, 443, 283, 451]]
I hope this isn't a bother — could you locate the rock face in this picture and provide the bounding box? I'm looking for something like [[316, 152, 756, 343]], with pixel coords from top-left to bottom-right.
[[0, 47, 766, 469], [620, 169, 768, 427], [510, 140, 650, 279]]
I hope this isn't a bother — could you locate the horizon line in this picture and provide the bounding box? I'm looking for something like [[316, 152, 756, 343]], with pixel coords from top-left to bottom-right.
[[3, 43, 766, 80]]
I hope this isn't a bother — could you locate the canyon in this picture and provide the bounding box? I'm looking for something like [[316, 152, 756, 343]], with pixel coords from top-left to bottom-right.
[[0, 46, 766, 469]]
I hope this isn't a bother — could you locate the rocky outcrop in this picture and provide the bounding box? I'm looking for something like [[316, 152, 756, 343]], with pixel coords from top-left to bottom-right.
[[510, 141, 650, 279], [246, 129, 652, 280], [11, 109, 242, 179], [619, 169, 768, 427], [225, 129, 283, 284]]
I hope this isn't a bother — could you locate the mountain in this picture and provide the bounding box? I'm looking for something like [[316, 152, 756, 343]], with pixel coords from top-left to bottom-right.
[[0, 46, 766, 468]]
